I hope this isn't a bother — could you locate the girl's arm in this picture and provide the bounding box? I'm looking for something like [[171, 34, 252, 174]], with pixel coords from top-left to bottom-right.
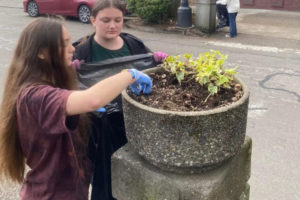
[[66, 70, 131, 115], [66, 70, 149, 115]]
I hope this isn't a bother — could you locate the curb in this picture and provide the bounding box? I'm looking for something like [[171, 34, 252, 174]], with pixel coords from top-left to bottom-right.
[[124, 20, 208, 38]]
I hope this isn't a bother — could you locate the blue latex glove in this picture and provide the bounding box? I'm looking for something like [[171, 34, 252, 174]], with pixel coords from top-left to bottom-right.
[[96, 107, 106, 112], [128, 69, 152, 95]]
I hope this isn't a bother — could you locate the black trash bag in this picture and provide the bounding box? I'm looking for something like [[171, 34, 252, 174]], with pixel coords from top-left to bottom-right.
[[77, 53, 157, 114]]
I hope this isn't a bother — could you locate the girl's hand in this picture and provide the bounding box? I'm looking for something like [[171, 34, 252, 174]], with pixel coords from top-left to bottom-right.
[[128, 69, 152, 95], [71, 59, 84, 70], [153, 51, 168, 63]]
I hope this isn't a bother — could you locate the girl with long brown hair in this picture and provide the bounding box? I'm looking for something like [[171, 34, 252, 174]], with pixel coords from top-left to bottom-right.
[[0, 16, 151, 200]]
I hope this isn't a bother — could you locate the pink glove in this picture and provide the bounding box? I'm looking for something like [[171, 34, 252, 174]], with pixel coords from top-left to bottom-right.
[[153, 51, 168, 63], [71, 59, 84, 70]]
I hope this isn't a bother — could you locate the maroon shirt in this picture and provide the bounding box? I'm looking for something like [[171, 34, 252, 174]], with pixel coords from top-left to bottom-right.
[[16, 85, 92, 200]]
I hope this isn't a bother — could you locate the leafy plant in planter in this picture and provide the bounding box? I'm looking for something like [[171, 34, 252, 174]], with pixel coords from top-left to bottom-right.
[[121, 50, 249, 174], [163, 50, 241, 104], [165, 51, 237, 97], [132, 50, 243, 112]]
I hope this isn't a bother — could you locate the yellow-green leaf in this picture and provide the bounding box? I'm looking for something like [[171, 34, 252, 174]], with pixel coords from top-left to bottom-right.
[[176, 71, 185, 83], [217, 75, 229, 85]]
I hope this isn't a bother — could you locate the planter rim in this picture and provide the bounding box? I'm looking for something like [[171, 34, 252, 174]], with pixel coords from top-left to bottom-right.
[[121, 67, 249, 116]]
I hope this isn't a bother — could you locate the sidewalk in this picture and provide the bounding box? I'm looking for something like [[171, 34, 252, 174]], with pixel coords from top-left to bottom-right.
[[123, 8, 300, 53], [237, 8, 300, 41], [127, 8, 300, 40]]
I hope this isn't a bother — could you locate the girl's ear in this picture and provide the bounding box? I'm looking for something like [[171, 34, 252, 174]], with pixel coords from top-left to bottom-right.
[[90, 16, 95, 26], [38, 49, 48, 60], [38, 53, 45, 59]]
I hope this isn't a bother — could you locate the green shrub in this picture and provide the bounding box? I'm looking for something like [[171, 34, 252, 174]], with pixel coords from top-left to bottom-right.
[[126, 0, 138, 14], [127, 0, 171, 23]]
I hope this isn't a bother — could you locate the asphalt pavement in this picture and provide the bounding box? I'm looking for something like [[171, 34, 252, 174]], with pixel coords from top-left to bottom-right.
[[0, 1, 300, 200]]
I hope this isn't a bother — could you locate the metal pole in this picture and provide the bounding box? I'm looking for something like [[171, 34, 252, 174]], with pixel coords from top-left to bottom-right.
[[177, 0, 192, 28]]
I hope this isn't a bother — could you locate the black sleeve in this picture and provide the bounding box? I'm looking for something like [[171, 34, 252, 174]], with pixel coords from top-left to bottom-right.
[[121, 33, 152, 55], [72, 35, 93, 62]]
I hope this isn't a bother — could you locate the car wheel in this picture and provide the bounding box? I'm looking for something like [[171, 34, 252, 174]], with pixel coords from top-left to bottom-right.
[[27, 1, 39, 17], [78, 5, 91, 23]]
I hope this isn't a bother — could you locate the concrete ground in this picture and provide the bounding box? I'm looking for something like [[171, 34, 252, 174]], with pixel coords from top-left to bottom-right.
[[0, 0, 299, 200]]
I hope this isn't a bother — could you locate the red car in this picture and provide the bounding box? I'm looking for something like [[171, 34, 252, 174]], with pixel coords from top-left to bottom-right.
[[23, 0, 96, 23]]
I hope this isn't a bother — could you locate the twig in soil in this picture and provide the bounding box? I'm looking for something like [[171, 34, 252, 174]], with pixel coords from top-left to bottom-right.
[[181, 72, 197, 83], [203, 93, 212, 104], [184, 76, 196, 83], [151, 96, 161, 106]]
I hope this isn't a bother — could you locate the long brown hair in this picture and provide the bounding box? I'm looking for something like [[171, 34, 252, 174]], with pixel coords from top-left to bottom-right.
[[91, 0, 125, 18], [0, 17, 86, 183]]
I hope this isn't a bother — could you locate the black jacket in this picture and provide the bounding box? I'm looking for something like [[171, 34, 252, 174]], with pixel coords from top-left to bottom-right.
[[73, 32, 151, 62]]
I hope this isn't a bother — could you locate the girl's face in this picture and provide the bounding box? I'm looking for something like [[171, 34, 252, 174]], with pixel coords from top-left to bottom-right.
[[91, 7, 123, 40], [62, 26, 75, 66]]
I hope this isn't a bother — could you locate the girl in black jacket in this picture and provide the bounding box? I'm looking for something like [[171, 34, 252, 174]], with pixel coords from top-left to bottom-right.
[[72, 1, 167, 200]]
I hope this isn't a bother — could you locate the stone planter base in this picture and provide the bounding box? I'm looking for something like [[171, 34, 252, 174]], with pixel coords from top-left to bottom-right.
[[111, 136, 252, 200]]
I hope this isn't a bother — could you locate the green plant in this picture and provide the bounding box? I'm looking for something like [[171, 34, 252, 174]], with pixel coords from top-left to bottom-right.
[[163, 50, 238, 100], [126, 0, 171, 23]]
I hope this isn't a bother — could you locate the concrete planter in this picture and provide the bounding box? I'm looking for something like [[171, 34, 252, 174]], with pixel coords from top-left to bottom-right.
[[121, 67, 249, 174]]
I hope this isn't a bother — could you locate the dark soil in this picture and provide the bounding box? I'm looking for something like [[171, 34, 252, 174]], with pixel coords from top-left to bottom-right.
[[128, 68, 244, 112]]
